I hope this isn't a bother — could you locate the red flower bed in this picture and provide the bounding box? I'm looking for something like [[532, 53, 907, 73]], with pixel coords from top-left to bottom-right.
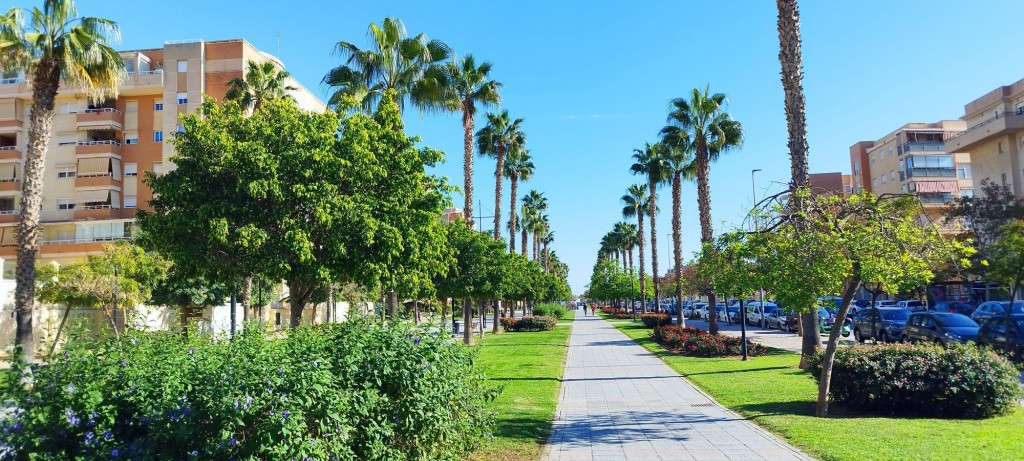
[[598, 307, 633, 319], [640, 313, 672, 328], [652, 325, 768, 357]]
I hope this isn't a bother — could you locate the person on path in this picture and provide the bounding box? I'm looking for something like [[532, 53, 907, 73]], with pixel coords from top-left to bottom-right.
[[584, 304, 589, 316]]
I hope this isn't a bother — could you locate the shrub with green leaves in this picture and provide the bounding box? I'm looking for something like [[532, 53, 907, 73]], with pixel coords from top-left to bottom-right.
[[501, 316, 557, 332], [807, 343, 1023, 418], [532, 303, 567, 319], [640, 313, 672, 328], [0, 320, 498, 460]]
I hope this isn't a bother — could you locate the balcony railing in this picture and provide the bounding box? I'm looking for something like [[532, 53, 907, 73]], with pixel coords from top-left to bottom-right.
[[906, 168, 956, 179], [0, 146, 16, 151], [901, 141, 945, 154], [0, 78, 21, 85], [76, 140, 121, 147], [42, 235, 130, 245], [946, 109, 1024, 141], [0, 210, 18, 215], [77, 204, 113, 210], [917, 193, 956, 204], [81, 108, 122, 115]]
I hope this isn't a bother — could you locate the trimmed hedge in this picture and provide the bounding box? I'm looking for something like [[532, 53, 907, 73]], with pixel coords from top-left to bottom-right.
[[807, 343, 1023, 418], [652, 325, 768, 357], [640, 313, 672, 328], [500, 316, 558, 332], [0, 320, 498, 460], [532, 303, 567, 319]]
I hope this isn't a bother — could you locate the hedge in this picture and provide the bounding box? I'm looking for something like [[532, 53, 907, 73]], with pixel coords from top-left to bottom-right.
[[807, 343, 1023, 418], [532, 303, 567, 319], [500, 316, 558, 332]]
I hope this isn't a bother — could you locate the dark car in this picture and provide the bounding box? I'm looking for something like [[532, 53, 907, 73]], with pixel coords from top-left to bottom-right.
[[818, 307, 851, 337], [976, 315, 1024, 362], [853, 307, 911, 343], [902, 312, 979, 345], [971, 301, 1024, 323], [932, 300, 976, 316]]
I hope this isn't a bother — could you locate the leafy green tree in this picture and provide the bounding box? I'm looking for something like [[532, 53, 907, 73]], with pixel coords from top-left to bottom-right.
[[987, 220, 1024, 330], [323, 17, 450, 113], [622, 184, 650, 313], [477, 111, 525, 240], [946, 180, 1024, 291], [1, 0, 125, 361], [661, 87, 744, 334], [225, 59, 297, 112], [630, 143, 670, 311], [503, 146, 534, 251], [434, 221, 503, 344]]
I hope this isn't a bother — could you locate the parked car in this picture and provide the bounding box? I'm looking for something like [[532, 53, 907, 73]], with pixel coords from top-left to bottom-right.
[[976, 315, 1024, 362], [902, 312, 979, 345], [818, 308, 852, 337], [708, 303, 727, 321], [693, 303, 710, 319], [782, 310, 800, 332], [895, 300, 927, 312], [765, 309, 791, 330], [971, 301, 1024, 323], [680, 302, 695, 318], [718, 304, 742, 323], [853, 307, 911, 343], [874, 300, 898, 308], [932, 300, 976, 316], [745, 301, 780, 326]]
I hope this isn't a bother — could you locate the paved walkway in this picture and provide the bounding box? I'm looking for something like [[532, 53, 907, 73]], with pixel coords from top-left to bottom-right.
[[543, 314, 812, 461]]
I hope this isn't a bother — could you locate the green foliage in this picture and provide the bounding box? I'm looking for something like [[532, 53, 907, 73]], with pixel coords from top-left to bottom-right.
[[651, 325, 768, 357], [588, 259, 650, 302], [807, 343, 1023, 418], [531, 303, 566, 319], [640, 313, 671, 328], [695, 231, 763, 300], [986, 220, 1024, 301], [35, 241, 170, 311], [499, 316, 557, 332], [946, 180, 1024, 278], [0, 320, 497, 460]]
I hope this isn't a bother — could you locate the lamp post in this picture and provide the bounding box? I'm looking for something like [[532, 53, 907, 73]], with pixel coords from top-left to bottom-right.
[[630, 264, 637, 321], [752, 168, 766, 328]]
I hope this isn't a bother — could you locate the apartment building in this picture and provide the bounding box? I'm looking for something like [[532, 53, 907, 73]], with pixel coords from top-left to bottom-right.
[[944, 77, 1024, 196], [808, 172, 853, 197], [0, 39, 326, 274], [848, 121, 973, 230]]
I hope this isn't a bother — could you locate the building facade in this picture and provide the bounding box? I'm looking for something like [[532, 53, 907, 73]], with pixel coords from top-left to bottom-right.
[[808, 172, 852, 197], [0, 39, 325, 274], [848, 121, 972, 232], [944, 77, 1024, 196]]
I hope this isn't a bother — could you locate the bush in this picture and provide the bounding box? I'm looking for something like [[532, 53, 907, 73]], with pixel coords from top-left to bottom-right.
[[532, 303, 567, 319], [641, 313, 672, 328], [502, 316, 557, 332], [807, 343, 1023, 418], [0, 320, 498, 460], [598, 307, 633, 319], [652, 325, 768, 357]]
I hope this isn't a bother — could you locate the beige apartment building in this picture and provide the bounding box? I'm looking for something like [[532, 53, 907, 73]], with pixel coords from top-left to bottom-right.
[[0, 39, 325, 274], [848, 121, 973, 231], [944, 77, 1024, 196]]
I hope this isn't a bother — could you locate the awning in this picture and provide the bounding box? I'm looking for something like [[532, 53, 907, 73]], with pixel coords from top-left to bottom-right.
[[0, 227, 16, 246], [111, 158, 121, 178], [914, 180, 959, 193], [0, 163, 16, 180], [76, 189, 111, 204], [110, 190, 120, 209], [77, 157, 109, 175]]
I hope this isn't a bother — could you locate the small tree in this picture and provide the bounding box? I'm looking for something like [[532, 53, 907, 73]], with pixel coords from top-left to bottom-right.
[[987, 220, 1024, 342]]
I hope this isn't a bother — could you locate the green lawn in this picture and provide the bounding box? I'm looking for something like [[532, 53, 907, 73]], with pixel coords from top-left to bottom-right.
[[609, 321, 1024, 461], [472, 311, 574, 461]]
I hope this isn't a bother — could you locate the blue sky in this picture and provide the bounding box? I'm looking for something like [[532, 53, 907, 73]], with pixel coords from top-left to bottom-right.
[[83, 0, 1024, 293]]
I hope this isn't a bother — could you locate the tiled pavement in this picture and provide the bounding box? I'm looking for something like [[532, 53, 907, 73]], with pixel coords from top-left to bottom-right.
[[542, 314, 813, 461]]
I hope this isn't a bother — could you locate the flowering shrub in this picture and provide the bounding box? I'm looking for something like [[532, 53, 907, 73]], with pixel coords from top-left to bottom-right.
[[807, 343, 1023, 418], [652, 326, 768, 357], [640, 313, 672, 328], [0, 319, 497, 460], [532, 303, 567, 319], [598, 307, 633, 319], [501, 316, 557, 332]]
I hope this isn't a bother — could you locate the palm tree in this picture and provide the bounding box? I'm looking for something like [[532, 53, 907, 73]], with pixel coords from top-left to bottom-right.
[[540, 230, 554, 272], [503, 146, 534, 252], [622, 184, 650, 313], [522, 190, 547, 259], [431, 55, 503, 225], [1, 0, 124, 361], [661, 87, 744, 333], [323, 17, 450, 113], [777, 0, 817, 369], [477, 110, 524, 238], [630, 143, 670, 312], [519, 204, 533, 258], [615, 222, 638, 276], [660, 139, 695, 327], [531, 214, 549, 263], [225, 60, 297, 112]]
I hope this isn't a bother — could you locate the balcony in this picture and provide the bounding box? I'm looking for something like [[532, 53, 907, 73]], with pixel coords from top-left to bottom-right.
[[121, 70, 164, 91], [0, 146, 21, 160], [76, 108, 123, 130], [905, 167, 956, 179], [75, 140, 121, 157], [944, 110, 1024, 153], [917, 193, 956, 206], [0, 209, 18, 224], [0, 79, 30, 96], [73, 206, 118, 220], [0, 178, 20, 192], [899, 141, 945, 155], [74, 174, 120, 188]]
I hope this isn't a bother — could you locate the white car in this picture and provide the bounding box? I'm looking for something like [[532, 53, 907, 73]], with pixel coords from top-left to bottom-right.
[[745, 301, 779, 326], [895, 300, 927, 312], [874, 300, 898, 308], [693, 303, 710, 319]]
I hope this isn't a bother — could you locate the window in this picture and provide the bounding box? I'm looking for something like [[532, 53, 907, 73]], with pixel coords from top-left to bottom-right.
[[58, 102, 76, 114], [125, 101, 138, 113], [56, 164, 76, 178], [908, 182, 916, 192], [961, 189, 974, 198], [957, 167, 970, 178], [889, 171, 895, 181], [999, 142, 1003, 154], [1002, 173, 1008, 186], [176, 124, 185, 133], [124, 163, 138, 176], [124, 133, 138, 145], [176, 92, 188, 105], [275, 312, 281, 326], [881, 175, 887, 184], [870, 155, 876, 165], [844, 184, 852, 193], [153, 162, 163, 175], [124, 195, 137, 208], [888, 147, 893, 157], [853, 160, 860, 174], [57, 198, 75, 210], [154, 100, 164, 111], [176, 60, 188, 73], [154, 131, 163, 142], [872, 178, 878, 188]]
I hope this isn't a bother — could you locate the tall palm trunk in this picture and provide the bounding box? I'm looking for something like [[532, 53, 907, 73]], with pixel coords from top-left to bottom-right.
[[493, 144, 505, 240], [648, 180, 660, 313], [509, 175, 519, 251], [672, 171, 685, 327], [533, 233, 539, 262], [521, 228, 528, 257], [16, 58, 61, 362], [637, 212, 647, 314], [695, 144, 718, 334], [777, 0, 817, 367], [544, 241, 551, 272], [462, 99, 475, 225]]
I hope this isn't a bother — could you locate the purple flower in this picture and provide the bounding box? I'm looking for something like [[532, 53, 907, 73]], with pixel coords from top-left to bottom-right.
[[233, 400, 239, 410], [188, 348, 195, 355], [84, 431, 95, 446], [281, 410, 289, 421], [130, 339, 139, 346], [65, 384, 76, 395], [65, 409, 80, 426], [120, 359, 126, 367], [111, 449, 119, 457], [103, 430, 113, 440], [190, 450, 199, 456], [413, 337, 421, 345], [228, 437, 238, 447], [244, 395, 253, 409]]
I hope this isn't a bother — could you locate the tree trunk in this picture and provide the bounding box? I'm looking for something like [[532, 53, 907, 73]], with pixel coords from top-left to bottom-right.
[[637, 212, 647, 314], [478, 299, 485, 340], [462, 102, 475, 226], [287, 279, 315, 328], [777, 0, 810, 192], [462, 297, 473, 345], [798, 311, 820, 368], [47, 304, 73, 356], [387, 290, 398, 320], [493, 300, 501, 334], [816, 274, 860, 417], [521, 228, 528, 258], [533, 233, 539, 262], [649, 179, 660, 314], [493, 145, 505, 241], [240, 276, 252, 323], [672, 172, 686, 327], [509, 175, 519, 252], [695, 145, 719, 334], [413, 299, 419, 325], [545, 242, 551, 272], [15, 58, 61, 362]]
